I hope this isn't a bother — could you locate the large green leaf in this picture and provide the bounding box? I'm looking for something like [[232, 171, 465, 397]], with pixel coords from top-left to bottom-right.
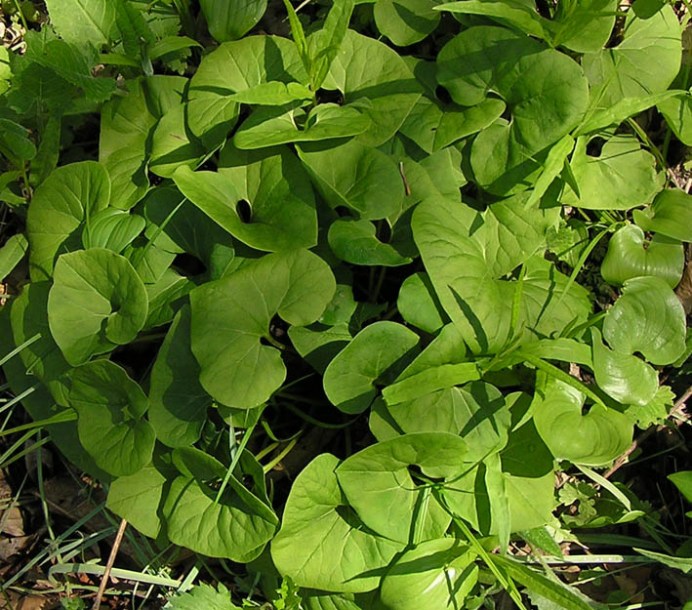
[[190, 250, 335, 408], [374, 0, 441, 47], [173, 146, 317, 252], [633, 189, 692, 242], [199, 0, 267, 42], [561, 135, 660, 210], [149, 102, 206, 178], [437, 26, 589, 194], [583, 1, 681, 112], [149, 306, 210, 447], [323, 321, 420, 414], [298, 139, 405, 220], [602, 276, 687, 365], [187, 36, 307, 147], [322, 29, 421, 146], [533, 376, 632, 466], [601, 224, 684, 288], [27, 161, 110, 280], [163, 448, 278, 561], [48, 249, 148, 366], [82, 208, 145, 253], [397, 272, 447, 334], [337, 433, 469, 543], [68, 360, 155, 476], [44, 0, 116, 46], [327, 219, 414, 267], [379, 538, 478, 610], [272, 454, 403, 593]]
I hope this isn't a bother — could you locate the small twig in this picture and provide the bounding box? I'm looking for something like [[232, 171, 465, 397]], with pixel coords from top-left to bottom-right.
[[92, 518, 128, 610], [604, 385, 692, 479]]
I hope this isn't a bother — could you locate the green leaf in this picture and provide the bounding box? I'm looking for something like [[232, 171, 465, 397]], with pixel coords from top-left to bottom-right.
[[48, 249, 148, 366], [199, 0, 267, 42], [0, 47, 10, 95], [272, 454, 404, 593], [591, 328, 658, 407], [437, 26, 589, 194], [227, 81, 312, 106], [374, 0, 441, 47], [437, 1, 546, 38], [379, 538, 478, 610], [149, 104, 206, 178], [337, 432, 468, 542], [603, 276, 687, 365], [107, 463, 166, 538], [327, 219, 414, 267], [583, 1, 681, 112], [601, 224, 684, 288], [633, 548, 692, 574], [173, 146, 317, 252], [0, 119, 36, 163], [190, 250, 335, 408], [323, 321, 420, 414], [561, 135, 660, 210], [149, 306, 210, 447], [397, 272, 447, 334], [308, 0, 356, 89], [668, 471, 692, 504], [167, 583, 241, 610], [0, 234, 28, 282], [68, 360, 155, 476], [322, 29, 421, 146], [82, 208, 145, 253], [27, 161, 110, 280], [659, 91, 692, 146], [298, 139, 405, 220], [44, 0, 116, 46], [633, 189, 692, 242], [234, 103, 370, 149], [164, 448, 278, 561], [533, 376, 632, 466], [187, 36, 307, 147]]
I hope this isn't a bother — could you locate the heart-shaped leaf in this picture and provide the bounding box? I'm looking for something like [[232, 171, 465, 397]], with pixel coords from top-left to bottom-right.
[[27, 161, 110, 280], [48, 248, 148, 366], [603, 276, 687, 365], [323, 321, 420, 414], [69, 360, 155, 476], [271, 453, 404, 593], [337, 433, 469, 542], [190, 250, 335, 408], [601, 224, 684, 288]]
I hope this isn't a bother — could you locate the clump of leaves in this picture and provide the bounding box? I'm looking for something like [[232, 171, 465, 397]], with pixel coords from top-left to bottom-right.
[[1, 0, 690, 608]]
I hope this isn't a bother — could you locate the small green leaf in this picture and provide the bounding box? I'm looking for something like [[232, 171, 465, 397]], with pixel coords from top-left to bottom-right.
[[82, 208, 145, 253], [167, 583, 241, 610], [603, 276, 687, 365], [199, 0, 267, 42], [633, 189, 692, 242], [323, 321, 420, 414], [44, 0, 116, 46], [601, 224, 684, 288], [375, 0, 441, 47], [69, 360, 155, 476], [48, 249, 148, 366], [327, 219, 414, 267], [397, 272, 447, 334], [0, 234, 28, 282], [668, 471, 692, 504], [308, 0, 355, 89], [0, 119, 37, 163]]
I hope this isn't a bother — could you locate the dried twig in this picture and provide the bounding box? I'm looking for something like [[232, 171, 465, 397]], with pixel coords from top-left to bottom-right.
[[92, 518, 128, 610], [603, 385, 692, 479]]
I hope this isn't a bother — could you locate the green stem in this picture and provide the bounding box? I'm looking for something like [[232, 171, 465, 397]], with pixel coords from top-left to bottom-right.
[[262, 436, 300, 473]]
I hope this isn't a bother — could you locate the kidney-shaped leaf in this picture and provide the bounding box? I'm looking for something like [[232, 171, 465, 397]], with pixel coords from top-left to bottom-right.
[[323, 321, 420, 414], [533, 376, 631, 466], [190, 250, 336, 408], [601, 224, 684, 288], [68, 360, 155, 477], [380, 538, 478, 610], [336, 432, 469, 543], [48, 249, 148, 366], [603, 276, 687, 365], [164, 447, 278, 561], [174, 146, 317, 252], [27, 161, 110, 280], [272, 453, 403, 593]]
